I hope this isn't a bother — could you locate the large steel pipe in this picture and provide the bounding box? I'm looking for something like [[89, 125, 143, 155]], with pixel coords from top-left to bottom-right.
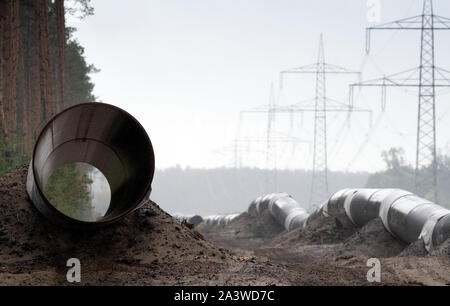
[[346, 189, 394, 226], [256, 194, 278, 214], [432, 214, 450, 249], [322, 189, 355, 228], [247, 196, 262, 217], [203, 214, 240, 226], [249, 189, 450, 251], [319, 188, 450, 250], [379, 191, 450, 251], [26, 102, 155, 229], [267, 193, 309, 231], [249, 193, 308, 232], [202, 193, 309, 231]]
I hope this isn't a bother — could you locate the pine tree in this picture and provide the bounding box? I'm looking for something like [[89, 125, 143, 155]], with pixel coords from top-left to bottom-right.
[[0, 0, 96, 175]]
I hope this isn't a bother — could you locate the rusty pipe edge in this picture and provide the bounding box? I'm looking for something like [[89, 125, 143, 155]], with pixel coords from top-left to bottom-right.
[[26, 102, 155, 229]]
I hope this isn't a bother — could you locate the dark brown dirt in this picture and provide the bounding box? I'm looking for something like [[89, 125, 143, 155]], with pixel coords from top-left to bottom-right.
[[0, 165, 410, 286], [399, 240, 428, 257], [256, 218, 403, 263], [200, 203, 450, 285], [1, 165, 302, 285], [430, 239, 450, 257], [336, 218, 407, 258], [197, 210, 284, 255], [269, 213, 357, 248]]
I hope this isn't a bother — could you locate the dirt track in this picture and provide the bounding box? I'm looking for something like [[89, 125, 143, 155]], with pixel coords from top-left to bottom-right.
[[199, 209, 450, 286], [0, 166, 449, 285]]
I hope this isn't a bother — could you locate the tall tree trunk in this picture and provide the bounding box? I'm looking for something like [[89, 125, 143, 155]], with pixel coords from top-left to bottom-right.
[[4, 0, 20, 144], [24, 12, 33, 152], [55, 0, 67, 112], [26, 59, 32, 151], [0, 4, 7, 142], [32, 0, 42, 137], [18, 15, 28, 153], [38, 0, 54, 122]]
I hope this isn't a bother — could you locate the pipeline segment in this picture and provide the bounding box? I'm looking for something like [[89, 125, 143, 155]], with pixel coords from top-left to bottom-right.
[[249, 189, 450, 251], [203, 213, 241, 226], [201, 193, 307, 231], [378, 191, 450, 251], [249, 193, 309, 232], [26, 102, 155, 229]]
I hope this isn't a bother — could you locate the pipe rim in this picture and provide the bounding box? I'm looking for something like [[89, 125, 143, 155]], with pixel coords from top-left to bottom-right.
[[30, 102, 155, 226]]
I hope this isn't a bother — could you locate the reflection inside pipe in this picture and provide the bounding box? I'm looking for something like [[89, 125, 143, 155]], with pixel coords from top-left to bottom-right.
[[43, 162, 111, 222]]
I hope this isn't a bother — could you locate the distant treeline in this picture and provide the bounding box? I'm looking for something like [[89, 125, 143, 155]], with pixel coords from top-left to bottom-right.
[[152, 167, 370, 216], [153, 147, 450, 216], [366, 148, 450, 209]]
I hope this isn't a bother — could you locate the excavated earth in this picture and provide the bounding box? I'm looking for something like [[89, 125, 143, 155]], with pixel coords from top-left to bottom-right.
[[196, 210, 285, 257], [199, 208, 450, 286], [0, 165, 449, 286]]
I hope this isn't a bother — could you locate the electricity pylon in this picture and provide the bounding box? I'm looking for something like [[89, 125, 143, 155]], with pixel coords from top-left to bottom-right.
[[241, 35, 370, 206], [266, 83, 277, 192], [280, 34, 366, 207], [351, 0, 450, 201], [234, 110, 309, 193]]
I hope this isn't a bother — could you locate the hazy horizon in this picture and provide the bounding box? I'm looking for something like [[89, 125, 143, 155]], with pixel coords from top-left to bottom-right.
[[67, 0, 450, 173]]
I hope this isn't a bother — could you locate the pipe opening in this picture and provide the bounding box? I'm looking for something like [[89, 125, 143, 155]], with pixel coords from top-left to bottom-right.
[[43, 162, 111, 222], [27, 102, 155, 228]]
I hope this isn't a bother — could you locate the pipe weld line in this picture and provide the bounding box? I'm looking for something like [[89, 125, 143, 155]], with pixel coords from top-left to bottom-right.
[[379, 189, 414, 234], [420, 209, 450, 251]]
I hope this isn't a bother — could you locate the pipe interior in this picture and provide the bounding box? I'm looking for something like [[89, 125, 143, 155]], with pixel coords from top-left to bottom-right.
[[33, 103, 154, 222]]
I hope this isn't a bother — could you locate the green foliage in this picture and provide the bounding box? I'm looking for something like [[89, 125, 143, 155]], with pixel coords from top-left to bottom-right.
[[0, 141, 29, 176], [43, 162, 93, 220], [65, 36, 98, 104], [1, 2, 97, 176], [366, 147, 450, 208], [65, 0, 94, 19], [381, 147, 406, 170], [49, 2, 98, 105], [366, 147, 415, 192]]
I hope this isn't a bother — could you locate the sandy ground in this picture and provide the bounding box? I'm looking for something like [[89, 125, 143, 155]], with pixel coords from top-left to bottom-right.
[[199, 209, 450, 286], [0, 165, 449, 286]]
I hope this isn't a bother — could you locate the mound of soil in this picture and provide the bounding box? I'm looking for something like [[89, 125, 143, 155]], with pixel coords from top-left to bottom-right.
[[398, 240, 428, 257], [0, 165, 291, 285], [197, 211, 284, 254], [259, 216, 440, 261], [269, 213, 357, 248], [2, 165, 448, 286], [335, 218, 407, 258], [430, 238, 450, 257], [254, 215, 450, 285]]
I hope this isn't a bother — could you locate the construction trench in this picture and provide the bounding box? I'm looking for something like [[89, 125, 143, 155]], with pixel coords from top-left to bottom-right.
[[0, 103, 449, 285]]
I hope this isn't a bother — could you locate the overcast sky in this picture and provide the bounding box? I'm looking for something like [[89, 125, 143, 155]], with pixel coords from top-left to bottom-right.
[[67, 0, 450, 172]]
